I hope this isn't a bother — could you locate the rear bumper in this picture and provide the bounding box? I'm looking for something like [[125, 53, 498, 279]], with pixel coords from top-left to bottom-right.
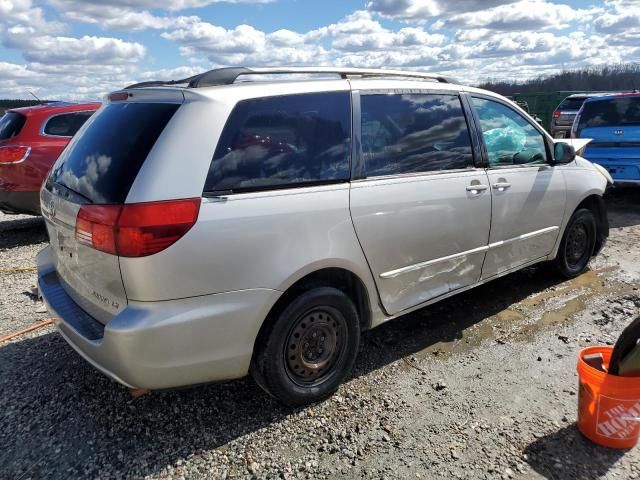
[[0, 189, 40, 215], [37, 246, 281, 390], [550, 125, 572, 138], [585, 157, 640, 183]]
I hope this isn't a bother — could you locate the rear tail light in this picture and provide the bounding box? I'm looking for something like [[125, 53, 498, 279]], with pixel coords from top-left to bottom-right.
[[0, 145, 30, 164], [552, 111, 561, 118], [75, 198, 200, 257]]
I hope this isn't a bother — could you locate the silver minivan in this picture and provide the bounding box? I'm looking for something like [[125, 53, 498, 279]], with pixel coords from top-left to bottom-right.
[[37, 67, 612, 405]]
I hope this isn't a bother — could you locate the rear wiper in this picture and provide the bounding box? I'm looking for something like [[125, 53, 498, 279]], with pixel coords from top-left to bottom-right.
[[51, 181, 93, 204]]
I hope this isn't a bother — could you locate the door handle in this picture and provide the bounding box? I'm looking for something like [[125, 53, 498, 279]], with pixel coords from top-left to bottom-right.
[[492, 182, 512, 191], [466, 184, 489, 194]]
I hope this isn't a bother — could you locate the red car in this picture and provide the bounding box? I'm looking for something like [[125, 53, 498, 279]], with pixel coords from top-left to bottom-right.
[[0, 101, 100, 215]]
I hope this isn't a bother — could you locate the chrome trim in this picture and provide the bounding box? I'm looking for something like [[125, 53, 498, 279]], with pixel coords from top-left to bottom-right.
[[350, 167, 481, 184], [381, 254, 550, 320], [40, 110, 95, 138], [380, 245, 489, 279], [487, 226, 559, 250], [614, 179, 640, 185], [0, 145, 31, 164], [380, 226, 560, 279]]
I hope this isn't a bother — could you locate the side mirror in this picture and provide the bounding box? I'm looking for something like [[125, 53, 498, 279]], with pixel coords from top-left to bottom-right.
[[553, 142, 575, 164]]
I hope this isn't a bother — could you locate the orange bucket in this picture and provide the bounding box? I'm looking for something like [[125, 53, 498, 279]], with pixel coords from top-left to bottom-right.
[[577, 346, 640, 449]]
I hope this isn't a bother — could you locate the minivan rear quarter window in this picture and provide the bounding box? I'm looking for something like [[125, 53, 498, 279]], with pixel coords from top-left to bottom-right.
[[49, 102, 179, 204], [0, 112, 26, 140], [578, 96, 640, 131], [204, 92, 351, 194], [360, 93, 473, 177]]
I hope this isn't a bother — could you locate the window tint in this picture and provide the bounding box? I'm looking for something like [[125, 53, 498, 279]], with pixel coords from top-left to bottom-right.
[[43, 111, 94, 137], [472, 97, 547, 167], [205, 92, 351, 193], [558, 97, 586, 111], [0, 112, 26, 140], [360, 94, 473, 177], [578, 97, 640, 131], [49, 102, 178, 203]]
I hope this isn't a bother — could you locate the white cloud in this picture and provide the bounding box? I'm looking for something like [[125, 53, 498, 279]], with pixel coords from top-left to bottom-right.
[[1, 0, 639, 100], [52, 4, 175, 31], [366, 0, 519, 21], [434, 0, 599, 31], [0, 0, 64, 32], [3, 26, 146, 65]]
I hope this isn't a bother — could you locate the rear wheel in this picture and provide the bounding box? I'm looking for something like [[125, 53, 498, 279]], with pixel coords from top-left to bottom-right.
[[555, 208, 597, 278], [252, 287, 360, 406]]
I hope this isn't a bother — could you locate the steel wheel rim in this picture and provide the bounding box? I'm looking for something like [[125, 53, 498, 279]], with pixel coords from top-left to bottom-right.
[[284, 307, 347, 387], [565, 220, 590, 267]]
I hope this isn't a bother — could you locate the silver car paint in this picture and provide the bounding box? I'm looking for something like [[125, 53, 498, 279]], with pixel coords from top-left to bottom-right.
[[40, 187, 127, 324], [37, 78, 608, 389], [481, 165, 566, 278], [350, 169, 492, 315], [37, 246, 281, 389]]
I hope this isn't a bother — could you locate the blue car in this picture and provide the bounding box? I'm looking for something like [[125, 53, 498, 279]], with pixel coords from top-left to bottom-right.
[[572, 93, 640, 184]]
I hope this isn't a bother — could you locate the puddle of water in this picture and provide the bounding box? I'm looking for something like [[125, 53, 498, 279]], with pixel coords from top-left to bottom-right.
[[412, 266, 629, 362]]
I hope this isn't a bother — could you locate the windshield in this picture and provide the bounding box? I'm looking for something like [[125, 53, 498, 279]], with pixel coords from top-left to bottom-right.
[[49, 102, 179, 203], [0, 112, 26, 140], [578, 97, 640, 130]]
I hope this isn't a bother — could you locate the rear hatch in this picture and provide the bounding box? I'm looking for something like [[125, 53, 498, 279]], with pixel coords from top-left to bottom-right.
[[554, 97, 586, 126], [41, 99, 182, 324], [577, 96, 640, 160]]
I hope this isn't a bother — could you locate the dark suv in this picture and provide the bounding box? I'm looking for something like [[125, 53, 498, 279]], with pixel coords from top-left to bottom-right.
[[0, 101, 100, 215], [550, 94, 608, 138]]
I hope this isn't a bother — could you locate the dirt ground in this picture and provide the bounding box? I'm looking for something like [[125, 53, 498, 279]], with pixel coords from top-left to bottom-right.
[[1, 188, 639, 480]]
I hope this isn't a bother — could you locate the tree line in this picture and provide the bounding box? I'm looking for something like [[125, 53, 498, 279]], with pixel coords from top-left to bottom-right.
[[478, 63, 640, 95]]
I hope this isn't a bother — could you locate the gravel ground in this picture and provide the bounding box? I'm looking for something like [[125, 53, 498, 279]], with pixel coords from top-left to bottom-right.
[[1, 189, 639, 480]]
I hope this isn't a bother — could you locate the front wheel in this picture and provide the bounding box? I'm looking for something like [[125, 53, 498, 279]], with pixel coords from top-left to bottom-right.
[[251, 287, 360, 407], [555, 208, 597, 278]]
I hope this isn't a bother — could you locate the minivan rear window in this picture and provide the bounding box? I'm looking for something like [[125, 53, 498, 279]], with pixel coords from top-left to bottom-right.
[[0, 112, 26, 140], [578, 97, 640, 131], [49, 102, 179, 203], [204, 92, 351, 194]]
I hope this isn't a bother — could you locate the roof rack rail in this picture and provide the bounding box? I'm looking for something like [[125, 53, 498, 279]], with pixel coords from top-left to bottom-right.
[[125, 67, 456, 89]]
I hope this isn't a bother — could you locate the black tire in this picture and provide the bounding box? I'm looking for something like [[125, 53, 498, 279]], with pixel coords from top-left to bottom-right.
[[555, 208, 597, 279], [251, 287, 360, 407]]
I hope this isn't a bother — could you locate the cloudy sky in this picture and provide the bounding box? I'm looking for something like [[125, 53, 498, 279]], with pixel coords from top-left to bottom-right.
[[0, 0, 638, 100]]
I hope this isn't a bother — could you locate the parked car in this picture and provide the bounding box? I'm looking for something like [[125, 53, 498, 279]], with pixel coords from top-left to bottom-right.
[[550, 94, 610, 139], [572, 93, 640, 185], [0, 101, 100, 215], [37, 67, 611, 406]]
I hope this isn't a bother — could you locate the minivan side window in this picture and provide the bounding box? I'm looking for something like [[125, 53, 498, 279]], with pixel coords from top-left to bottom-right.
[[360, 93, 473, 177], [472, 97, 547, 167], [204, 92, 351, 194], [43, 111, 94, 137]]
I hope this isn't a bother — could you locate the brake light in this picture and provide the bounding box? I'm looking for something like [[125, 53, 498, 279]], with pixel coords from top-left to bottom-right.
[[0, 145, 30, 164], [552, 111, 561, 118], [108, 92, 130, 102], [75, 198, 200, 257]]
